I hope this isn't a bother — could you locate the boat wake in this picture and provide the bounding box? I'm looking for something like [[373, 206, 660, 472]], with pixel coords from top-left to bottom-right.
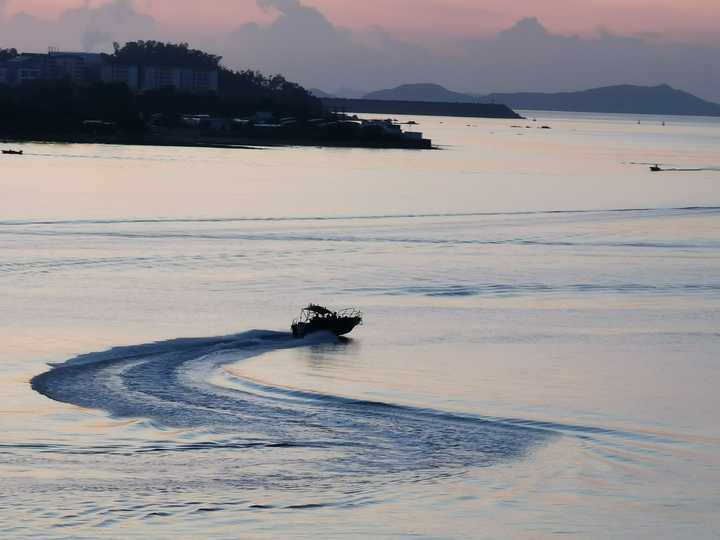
[[630, 161, 720, 172], [31, 330, 553, 489]]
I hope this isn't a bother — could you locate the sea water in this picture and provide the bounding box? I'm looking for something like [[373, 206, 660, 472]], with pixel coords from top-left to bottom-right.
[[1, 112, 719, 539]]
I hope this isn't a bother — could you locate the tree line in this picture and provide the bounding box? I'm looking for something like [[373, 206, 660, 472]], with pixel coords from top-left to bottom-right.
[[0, 41, 323, 135]]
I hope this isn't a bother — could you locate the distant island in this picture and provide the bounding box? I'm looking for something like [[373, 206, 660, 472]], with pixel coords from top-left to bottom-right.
[[0, 42, 432, 150], [317, 83, 513, 118], [316, 82, 720, 117], [484, 85, 720, 117]]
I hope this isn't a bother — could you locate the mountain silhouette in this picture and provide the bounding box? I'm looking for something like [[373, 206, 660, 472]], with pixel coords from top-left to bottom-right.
[[364, 83, 478, 103], [483, 84, 720, 116], [358, 82, 720, 116]]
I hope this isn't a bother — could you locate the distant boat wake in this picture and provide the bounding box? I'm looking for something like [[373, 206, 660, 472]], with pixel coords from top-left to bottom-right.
[[629, 161, 720, 172], [664, 168, 720, 172], [655, 167, 720, 172], [30, 330, 553, 489]]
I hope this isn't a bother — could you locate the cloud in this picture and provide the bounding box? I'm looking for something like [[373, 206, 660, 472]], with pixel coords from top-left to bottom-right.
[[212, 5, 720, 102], [0, 0, 719, 103], [457, 17, 720, 101], [0, 0, 156, 52], [61, 0, 155, 51], [213, 0, 438, 93]]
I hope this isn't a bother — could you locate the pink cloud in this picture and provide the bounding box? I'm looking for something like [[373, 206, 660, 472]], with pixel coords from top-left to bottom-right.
[[4, 0, 719, 44], [1, 0, 718, 101]]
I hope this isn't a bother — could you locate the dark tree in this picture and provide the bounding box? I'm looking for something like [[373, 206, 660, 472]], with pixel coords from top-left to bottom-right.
[[218, 68, 322, 118], [0, 80, 145, 135], [0, 48, 18, 61], [105, 41, 321, 117], [0, 40, 329, 139], [110, 41, 221, 68]]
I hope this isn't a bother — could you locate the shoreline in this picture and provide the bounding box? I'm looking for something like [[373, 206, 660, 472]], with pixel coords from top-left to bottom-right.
[[321, 97, 522, 119], [0, 132, 435, 151]]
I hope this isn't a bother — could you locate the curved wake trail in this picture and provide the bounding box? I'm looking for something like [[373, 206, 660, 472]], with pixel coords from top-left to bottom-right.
[[31, 331, 553, 488], [3, 204, 719, 227]]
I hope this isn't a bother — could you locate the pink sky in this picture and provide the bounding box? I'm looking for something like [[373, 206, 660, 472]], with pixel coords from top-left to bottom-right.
[[6, 0, 720, 44]]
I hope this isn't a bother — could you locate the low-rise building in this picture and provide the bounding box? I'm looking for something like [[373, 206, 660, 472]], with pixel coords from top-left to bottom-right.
[[402, 131, 424, 141], [254, 111, 274, 122]]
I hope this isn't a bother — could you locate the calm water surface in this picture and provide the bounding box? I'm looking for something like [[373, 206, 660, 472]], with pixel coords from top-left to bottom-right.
[[1, 112, 719, 539]]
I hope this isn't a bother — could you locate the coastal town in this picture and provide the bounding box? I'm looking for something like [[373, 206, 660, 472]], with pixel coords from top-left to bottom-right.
[[0, 44, 432, 149]]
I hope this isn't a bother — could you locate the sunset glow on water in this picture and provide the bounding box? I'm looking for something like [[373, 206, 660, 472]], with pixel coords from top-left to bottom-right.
[[2, 113, 719, 538]]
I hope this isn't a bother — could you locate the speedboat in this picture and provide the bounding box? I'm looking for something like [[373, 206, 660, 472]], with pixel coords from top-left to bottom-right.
[[2, 149, 23, 155], [291, 304, 363, 338], [650, 164, 662, 172]]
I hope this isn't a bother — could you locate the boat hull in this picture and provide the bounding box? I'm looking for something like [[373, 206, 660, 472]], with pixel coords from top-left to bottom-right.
[[291, 317, 362, 338]]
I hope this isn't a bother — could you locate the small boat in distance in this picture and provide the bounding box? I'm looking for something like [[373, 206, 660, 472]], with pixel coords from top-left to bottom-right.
[[291, 304, 363, 338], [2, 149, 23, 155], [650, 164, 662, 172]]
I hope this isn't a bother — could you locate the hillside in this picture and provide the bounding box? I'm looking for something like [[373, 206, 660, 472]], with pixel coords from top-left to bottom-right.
[[357, 82, 720, 117], [364, 83, 477, 103], [308, 88, 335, 98], [482, 84, 720, 116]]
